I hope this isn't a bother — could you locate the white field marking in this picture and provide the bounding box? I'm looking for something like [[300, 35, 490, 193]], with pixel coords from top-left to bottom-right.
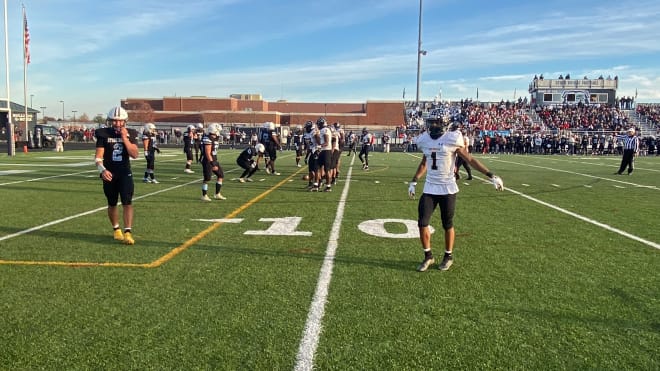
[[522, 184, 530, 187], [546, 155, 660, 173], [0, 170, 96, 186], [0, 162, 91, 167], [0, 179, 199, 243], [192, 218, 243, 223], [614, 185, 626, 188], [491, 158, 660, 191], [492, 178, 659, 250], [0, 170, 32, 175], [294, 154, 355, 371], [584, 185, 592, 188], [551, 184, 561, 188]]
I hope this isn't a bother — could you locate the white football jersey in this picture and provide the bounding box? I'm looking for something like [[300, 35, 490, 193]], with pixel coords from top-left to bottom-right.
[[416, 130, 465, 195], [319, 127, 332, 151]]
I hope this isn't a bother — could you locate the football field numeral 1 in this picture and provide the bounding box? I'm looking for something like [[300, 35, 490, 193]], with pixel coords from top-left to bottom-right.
[[244, 217, 312, 236]]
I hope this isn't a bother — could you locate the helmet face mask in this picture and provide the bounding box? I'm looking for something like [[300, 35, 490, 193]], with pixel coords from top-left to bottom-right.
[[304, 120, 313, 133], [426, 118, 445, 139], [317, 117, 327, 129]]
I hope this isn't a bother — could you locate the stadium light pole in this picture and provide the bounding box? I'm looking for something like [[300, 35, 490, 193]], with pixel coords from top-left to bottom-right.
[[72, 110, 77, 122], [415, 0, 426, 107], [30, 94, 33, 108], [59, 100, 64, 121], [39, 106, 46, 122]]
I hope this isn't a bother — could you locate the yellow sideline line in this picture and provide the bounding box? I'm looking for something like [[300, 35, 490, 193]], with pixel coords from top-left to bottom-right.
[[0, 167, 306, 268]]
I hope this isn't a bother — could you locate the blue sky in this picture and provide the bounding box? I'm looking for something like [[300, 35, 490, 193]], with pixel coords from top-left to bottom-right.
[[4, 0, 660, 120]]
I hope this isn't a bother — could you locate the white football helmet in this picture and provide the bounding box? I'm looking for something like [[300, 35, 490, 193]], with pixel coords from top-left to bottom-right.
[[107, 106, 128, 122], [264, 121, 275, 131], [206, 123, 221, 136], [255, 143, 265, 154], [144, 123, 156, 135]]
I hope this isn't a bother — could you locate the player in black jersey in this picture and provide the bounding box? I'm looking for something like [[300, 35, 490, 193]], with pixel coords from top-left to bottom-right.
[[183, 124, 196, 173], [200, 123, 226, 201], [236, 143, 265, 182], [94, 106, 140, 245], [142, 123, 161, 184]]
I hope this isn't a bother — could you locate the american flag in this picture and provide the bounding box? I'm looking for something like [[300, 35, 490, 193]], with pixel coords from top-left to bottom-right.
[[23, 9, 30, 64]]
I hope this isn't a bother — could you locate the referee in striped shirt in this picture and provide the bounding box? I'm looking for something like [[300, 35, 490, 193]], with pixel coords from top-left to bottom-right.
[[615, 127, 640, 175]]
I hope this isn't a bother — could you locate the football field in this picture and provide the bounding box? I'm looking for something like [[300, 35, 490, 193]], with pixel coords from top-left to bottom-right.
[[0, 148, 658, 370]]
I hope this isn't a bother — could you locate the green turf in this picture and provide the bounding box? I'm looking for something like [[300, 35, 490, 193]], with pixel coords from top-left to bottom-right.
[[0, 148, 658, 370]]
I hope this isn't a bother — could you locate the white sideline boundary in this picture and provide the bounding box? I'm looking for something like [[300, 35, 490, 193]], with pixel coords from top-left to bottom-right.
[[294, 155, 355, 371]]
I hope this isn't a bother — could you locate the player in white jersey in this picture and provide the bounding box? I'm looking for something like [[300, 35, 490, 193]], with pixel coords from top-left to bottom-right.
[[316, 117, 333, 192], [408, 117, 504, 272], [330, 122, 344, 185]]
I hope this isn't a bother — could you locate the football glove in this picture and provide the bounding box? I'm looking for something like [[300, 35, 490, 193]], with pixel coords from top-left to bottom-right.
[[408, 182, 417, 199], [155, 147, 161, 154], [491, 175, 504, 191]]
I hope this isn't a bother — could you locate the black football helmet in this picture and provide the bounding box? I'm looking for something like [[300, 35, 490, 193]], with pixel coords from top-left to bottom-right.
[[304, 120, 314, 133], [426, 116, 448, 139], [317, 117, 327, 129]]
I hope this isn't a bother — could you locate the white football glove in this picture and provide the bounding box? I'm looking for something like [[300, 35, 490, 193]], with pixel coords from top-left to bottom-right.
[[491, 175, 504, 191], [408, 182, 417, 199]]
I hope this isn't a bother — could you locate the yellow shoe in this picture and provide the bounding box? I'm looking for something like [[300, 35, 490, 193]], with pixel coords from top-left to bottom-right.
[[123, 231, 135, 245], [113, 229, 124, 241]]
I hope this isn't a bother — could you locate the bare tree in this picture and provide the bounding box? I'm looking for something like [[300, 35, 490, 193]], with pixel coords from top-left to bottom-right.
[[131, 102, 154, 123]]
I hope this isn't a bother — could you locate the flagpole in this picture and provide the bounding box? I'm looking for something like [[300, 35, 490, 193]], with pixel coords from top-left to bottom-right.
[[4, 0, 14, 156], [22, 5, 28, 142]]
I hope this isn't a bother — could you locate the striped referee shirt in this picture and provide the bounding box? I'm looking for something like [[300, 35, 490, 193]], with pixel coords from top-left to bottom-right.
[[621, 135, 639, 152]]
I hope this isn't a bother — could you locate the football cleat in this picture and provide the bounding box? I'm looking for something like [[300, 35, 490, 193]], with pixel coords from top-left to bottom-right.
[[113, 229, 124, 241], [123, 232, 135, 245], [438, 254, 453, 271], [273, 172, 281, 176], [238, 178, 246, 183], [150, 178, 159, 184], [246, 178, 254, 182], [201, 195, 212, 202], [184, 168, 195, 174], [214, 193, 227, 200], [417, 257, 435, 272], [142, 177, 151, 183]]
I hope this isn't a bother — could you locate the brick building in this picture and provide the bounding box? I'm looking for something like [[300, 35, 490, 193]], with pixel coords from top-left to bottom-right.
[[121, 95, 406, 129]]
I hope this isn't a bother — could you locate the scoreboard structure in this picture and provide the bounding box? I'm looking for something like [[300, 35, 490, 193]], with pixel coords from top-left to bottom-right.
[[528, 76, 618, 107]]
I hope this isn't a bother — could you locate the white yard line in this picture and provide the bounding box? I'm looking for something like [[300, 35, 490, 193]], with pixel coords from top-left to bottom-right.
[[294, 155, 355, 371], [0, 180, 199, 242], [491, 158, 660, 191]]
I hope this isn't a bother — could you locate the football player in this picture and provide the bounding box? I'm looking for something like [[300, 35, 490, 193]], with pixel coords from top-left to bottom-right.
[[142, 123, 161, 184], [303, 120, 320, 190], [194, 123, 204, 163], [259, 122, 281, 175], [292, 125, 304, 167], [200, 123, 226, 201], [409, 116, 504, 272], [330, 122, 344, 185], [236, 143, 265, 182], [94, 106, 140, 245], [358, 127, 372, 170], [182, 124, 196, 173], [316, 118, 333, 192]]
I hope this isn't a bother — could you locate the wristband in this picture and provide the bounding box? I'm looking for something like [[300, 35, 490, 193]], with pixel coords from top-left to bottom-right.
[[97, 164, 106, 174], [486, 171, 493, 178]]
